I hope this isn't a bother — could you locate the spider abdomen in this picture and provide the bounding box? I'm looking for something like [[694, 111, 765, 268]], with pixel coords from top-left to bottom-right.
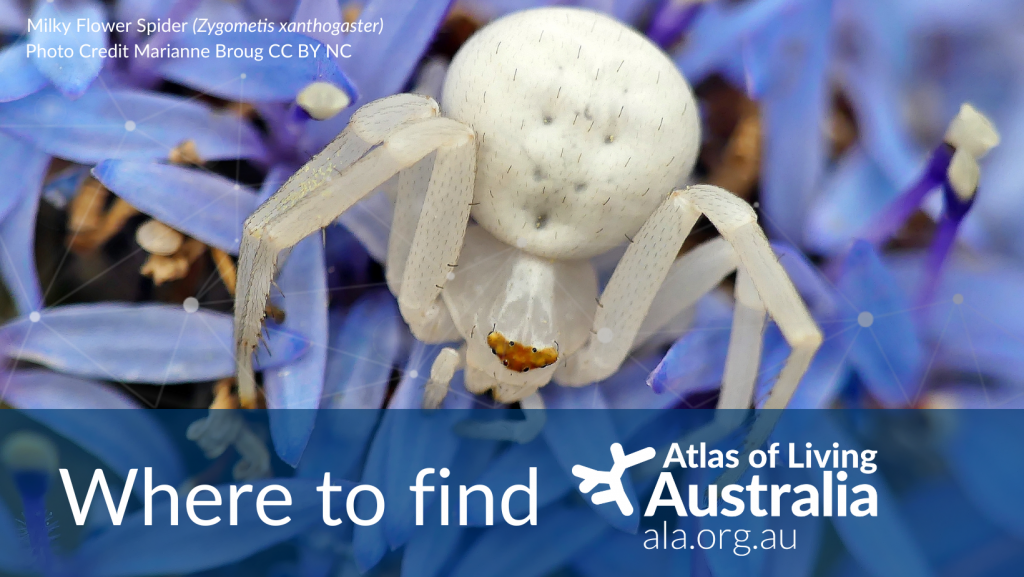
[[442, 7, 700, 259]]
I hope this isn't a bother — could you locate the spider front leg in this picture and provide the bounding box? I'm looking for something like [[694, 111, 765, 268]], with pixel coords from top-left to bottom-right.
[[234, 94, 475, 407], [558, 185, 821, 413], [423, 346, 464, 409]]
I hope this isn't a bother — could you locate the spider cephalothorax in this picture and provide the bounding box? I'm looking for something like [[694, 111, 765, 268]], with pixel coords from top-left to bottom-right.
[[233, 7, 822, 431]]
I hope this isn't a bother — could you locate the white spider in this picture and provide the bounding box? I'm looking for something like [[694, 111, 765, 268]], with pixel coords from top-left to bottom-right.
[[233, 7, 822, 428]]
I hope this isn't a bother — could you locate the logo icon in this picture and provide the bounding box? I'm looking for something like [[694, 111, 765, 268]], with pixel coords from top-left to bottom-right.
[[572, 443, 656, 516]]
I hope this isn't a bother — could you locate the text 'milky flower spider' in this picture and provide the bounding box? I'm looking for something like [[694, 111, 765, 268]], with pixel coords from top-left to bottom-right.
[[233, 7, 822, 437]]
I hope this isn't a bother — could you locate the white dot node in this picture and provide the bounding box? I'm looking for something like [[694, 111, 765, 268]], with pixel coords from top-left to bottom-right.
[[953, 294, 964, 304], [596, 327, 614, 344], [857, 311, 874, 328], [124, 120, 136, 132], [233, 184, 240, 190], [515, 237, 527, 248], [240, 73, 247, 79], [28, 311, 40, 323], [446, 272, 455, 281], [183, 297, 199, 313], [836, 471, 848, 482], [752, 202, 760, 208], [408, 370, 419, 379]]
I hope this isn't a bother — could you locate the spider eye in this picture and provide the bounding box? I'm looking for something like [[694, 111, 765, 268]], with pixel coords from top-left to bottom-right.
[[532, 348, 537, 353], [522, 367, 529, 372], [502, 360, 508, 366], [491, 348, 496, 355]]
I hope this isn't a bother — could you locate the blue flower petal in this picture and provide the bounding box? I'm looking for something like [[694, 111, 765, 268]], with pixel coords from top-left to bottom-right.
[[886, 252, 1024, 385], [383, 407, 464, 549], [646, 296, 732, 403], [345, 0, 452, 98], [256, 164, 294, 204], [763, 465, 823, 577], [0, 132, 48, 314], [674, 0, 797, 83], [832, 0, 920, 188], [301, 0, 454, 150], [0, 182, 44, 316], [773, 330, 855, 409], [898, 480, 1005, 572], [336, 191, 393, 263], [0, 41, 50, 103], [450, 504, 607, 577], [322, 290, 403, 409], [113, 0, 163, 22], [402, 523, 464, 577], [28, 0, 105, 97], [353, 414, 392, 572], [465, 436, 571, 526], [264, 235, 328, 466], [74, 478, 336, 577], [93, 160, 257, 254], [158, 32, 355, 103], [944, 411, 1024, 540], [837, 241, 923, 407], [8, 371, 186, 498], [757, 0, 833, 242], [815, 416, 933, 577], [542, 406, 640, 533], [598, 352, 675, 410], [42, 164, 90, 209], [0, 87, 267, 163], [571, 529, 671, 577], [297, 403, 380, 481], [1, 369, 139, 409], [401, 438, 498, 576], [250, 0, 300, 23], [297, 294, 401, 480], [0, 303, 306, 383], [806, 148, 899, 255], [290, 0, 343, 45]]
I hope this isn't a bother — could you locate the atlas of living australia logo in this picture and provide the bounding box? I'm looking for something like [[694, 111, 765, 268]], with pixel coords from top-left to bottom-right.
[[572, 443, 655, 516]]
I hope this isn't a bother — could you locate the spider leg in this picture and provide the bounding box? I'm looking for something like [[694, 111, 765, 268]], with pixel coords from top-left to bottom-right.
[[718, 267, 767, 409], [234, 95, 473, 407], [557, 185, 820, 411], [393, 126, 476, 340], [423, 346, 464, 409], [386, 154, 433, 296], [683, 185, 822, 411], [554, 187, 703, 386], [632, 237, 739, 351]]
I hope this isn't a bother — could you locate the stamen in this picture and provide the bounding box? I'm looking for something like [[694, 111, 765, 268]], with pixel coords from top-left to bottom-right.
[[296, 81, 352, 121], [140, 237, 206, 285], [136, 219, 184, 256], [860, 144, 953, 247], [2, 432, 60, 577], [168, 140, 203, 165], [860, 103, 999, 309]]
